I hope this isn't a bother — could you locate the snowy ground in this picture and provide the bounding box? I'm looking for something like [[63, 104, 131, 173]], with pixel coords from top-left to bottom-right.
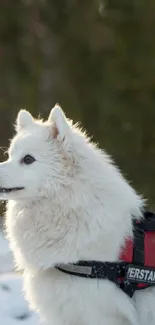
[[0, 227, 40, 325]]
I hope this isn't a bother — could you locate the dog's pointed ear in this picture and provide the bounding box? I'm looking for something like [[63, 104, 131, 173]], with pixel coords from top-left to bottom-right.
[[48, 104, 71, 140], [16, 109, 34, 132]]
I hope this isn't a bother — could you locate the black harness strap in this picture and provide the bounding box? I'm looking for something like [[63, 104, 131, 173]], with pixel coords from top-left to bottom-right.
[[56, 261, 126, 281], [56, 261, 131, 295], [133, 224, 144, 265]]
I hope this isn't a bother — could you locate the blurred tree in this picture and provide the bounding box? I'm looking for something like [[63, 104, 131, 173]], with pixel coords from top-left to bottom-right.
[[0, 0, 155, 215]]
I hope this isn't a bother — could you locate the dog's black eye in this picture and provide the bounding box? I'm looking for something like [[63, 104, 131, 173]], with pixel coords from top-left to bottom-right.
[[21, 155, 35, 165]]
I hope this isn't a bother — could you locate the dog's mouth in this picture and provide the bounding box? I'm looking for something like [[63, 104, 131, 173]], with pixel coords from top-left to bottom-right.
[[0, 187, 24, 193]]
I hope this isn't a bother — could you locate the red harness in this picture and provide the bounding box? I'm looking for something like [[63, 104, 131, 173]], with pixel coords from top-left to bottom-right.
[[120, 219, 155, 268], [120, 212, 155, 291], [56, 211, 155, 297]]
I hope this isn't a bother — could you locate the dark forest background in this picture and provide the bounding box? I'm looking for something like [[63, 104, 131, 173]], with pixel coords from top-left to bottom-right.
[[0, 0, 155, 215]]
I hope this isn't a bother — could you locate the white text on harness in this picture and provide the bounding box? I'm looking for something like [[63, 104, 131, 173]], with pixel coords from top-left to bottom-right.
[[126, 265, 155, 284]]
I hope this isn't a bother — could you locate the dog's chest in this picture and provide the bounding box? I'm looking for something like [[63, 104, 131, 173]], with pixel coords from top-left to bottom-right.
[[23, 268, 137, 325], [23, 269, 88, 325]]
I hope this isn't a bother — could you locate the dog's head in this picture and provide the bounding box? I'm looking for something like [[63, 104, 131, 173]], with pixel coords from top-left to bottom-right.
[[1, 105, 144, 269], [0, 105, 85, 200]]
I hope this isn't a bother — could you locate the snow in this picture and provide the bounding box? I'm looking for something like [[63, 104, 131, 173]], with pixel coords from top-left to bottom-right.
[[0, 274, 39, 325], [0, 231, 14, 273], [0, 226, 40, 325]]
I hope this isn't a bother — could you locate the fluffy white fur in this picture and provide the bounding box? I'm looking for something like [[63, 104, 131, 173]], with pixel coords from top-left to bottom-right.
[[0, 105, 155, 325]]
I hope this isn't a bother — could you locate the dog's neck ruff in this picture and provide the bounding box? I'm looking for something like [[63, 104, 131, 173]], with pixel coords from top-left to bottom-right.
[[56, 211, 155, 298]]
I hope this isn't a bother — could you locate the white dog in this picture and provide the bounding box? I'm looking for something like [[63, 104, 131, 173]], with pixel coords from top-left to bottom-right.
[[0, 105, 155, 325]]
